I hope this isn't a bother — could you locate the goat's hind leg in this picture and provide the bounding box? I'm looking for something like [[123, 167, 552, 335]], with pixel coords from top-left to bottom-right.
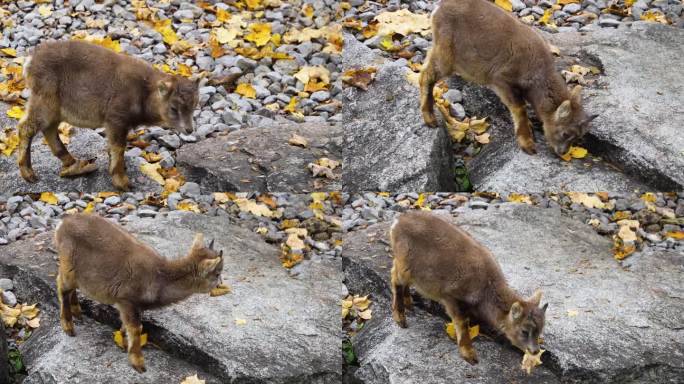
[[56, 270, 77, 336]]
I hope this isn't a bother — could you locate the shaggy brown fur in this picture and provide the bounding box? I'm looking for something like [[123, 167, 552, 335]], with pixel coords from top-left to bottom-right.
[[390, 211, 547, 365], [54, 213, 223, 373], [17, 40, 199, 190], [420, 0, 596, 156]]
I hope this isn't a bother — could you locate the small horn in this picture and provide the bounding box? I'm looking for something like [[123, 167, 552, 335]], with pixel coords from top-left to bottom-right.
[[588, 113, 599, 122], [208, 239, 215, 250]]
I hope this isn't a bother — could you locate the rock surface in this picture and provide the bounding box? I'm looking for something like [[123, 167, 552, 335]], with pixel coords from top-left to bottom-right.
[[343, 204, 684, 383], [470, 22, 683, 192], [0, 104, 160, 193], [21, 310, 220, 384], [0, 321, 8, 384], [177, 122, 342, 193], [1, 212, 342, 383], [549, 22, 684, 190], [342, 36, 454, 192]]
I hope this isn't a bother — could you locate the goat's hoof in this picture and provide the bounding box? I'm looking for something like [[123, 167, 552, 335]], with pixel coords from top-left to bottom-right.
[[112, 174, 130, 191], [392, 312, 408, 328], [19, 167, 39, 183], [518, 139, 537, 155], [460, 347, 479, 365], [60, 159, 98, 177], [61, 320, 76, 337], [129, 355, 146, 373]]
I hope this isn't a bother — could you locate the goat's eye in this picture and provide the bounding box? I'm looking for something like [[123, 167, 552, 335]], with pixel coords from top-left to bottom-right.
[[170, 106, 178, 114], [522, 330, 530, 338]]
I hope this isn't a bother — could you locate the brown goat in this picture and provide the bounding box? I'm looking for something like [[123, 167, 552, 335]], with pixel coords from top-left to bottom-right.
[[54, 213, 223, 372], [17, 40, 199, 190], [389, 211, 547, 365], [420, 0, 597, 156]]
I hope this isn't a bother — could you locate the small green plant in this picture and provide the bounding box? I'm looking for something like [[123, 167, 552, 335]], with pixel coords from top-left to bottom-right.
[[342, 339, 358, 366], [454, 165, 472, 192]]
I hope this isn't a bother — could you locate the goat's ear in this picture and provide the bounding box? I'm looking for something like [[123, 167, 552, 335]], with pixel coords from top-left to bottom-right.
[[529, 289, 542, 307], [191, 233, 204, 251], [510, 302, 524, 321], [555, 100, 572, 122], [208, 239, 215, 250], [158, 78, 174, 97], [199, 257, 221, 276], [570, 85, 582, 105]]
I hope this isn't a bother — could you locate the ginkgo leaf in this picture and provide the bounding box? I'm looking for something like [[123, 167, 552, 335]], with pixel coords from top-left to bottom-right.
[[217, 8, 231, 23], [235, 83, 256, 98], [495, 0, 513, 12], [210, 283, 231, 297], [560, 146, 588, 161], [0, 130, 19, 156], [316, 158, 340, 170], [113, 330, 148, 349], [38, 4, 52, 17], [341, 67, 377, 91], [640, 192, 657, 203], [140, 162, 166, 185], [235, 318, 247, 325], [83, 202, 95, 213], [6, 106, 24, 119], [215, 27, 239, 45], [244, 23, 272, 47], [39, 192, 58, 205], [0, 48, 17, 57], [665, 231, 684, 240], [213, 192, 237, 203], [508, 193, 532, 204], [293, 66, 330, 90], [286, 232, 306, 250], [566, 192, 605, 209], [539, 9, 555, 27], [176, 201, 201, 213], [521, 349, 544, 374], [374, 9, 431, 37], [445, 322, 479, 340], [235, 198, 273, 217]]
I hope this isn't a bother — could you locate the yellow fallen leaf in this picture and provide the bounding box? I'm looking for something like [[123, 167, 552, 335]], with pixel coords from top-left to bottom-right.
[[210, 283, 231, 297], [215, 26, 239, 45], [181, 374, 206, 384], [508, 193, 532, 204], [113, 330, 148, 349], [216, 8, 231, 23], [38, 4, 52, 17], [288, 133, 308, 148], [235, 83, 256, 99], [567, 309, 578, 317], [7, 106, 24, 119], [286, 232, 306, 250], [640, 192, 657, 203], [618, 225, 637, 242], [566, 192, 605, 209], [0, 130, 19, 156], [341, 67, 377, 91], [293, 66, 330, 88], [317, 158, 340, 170], [213, 192, 237, 204], [446, 322, 479, 340], [560, 146, 588, 161], [244, 23, 272, 47], [26, 317, 40, 328], [641, 10, 669, 24], [176, 201, 201, 213], [83, 202, 95, 213], [140, 162, 166, 185], [495, 0, 513, 12], [475, 133, 490, 144], [374, 9, 430, 37], [0, 47, 17, 57], [235, 198, 273, 217], [665, 231, 684, 240], [521, 349, 544, 374], [39, 192, 58, 205], [154, 19, 179, 46], [235, 318, 247, 325]]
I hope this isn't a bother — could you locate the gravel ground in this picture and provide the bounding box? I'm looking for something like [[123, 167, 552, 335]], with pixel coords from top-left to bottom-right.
[[342, 191, 684, 257], [0, 189, 345, 269], [0, 0, 342, 184]]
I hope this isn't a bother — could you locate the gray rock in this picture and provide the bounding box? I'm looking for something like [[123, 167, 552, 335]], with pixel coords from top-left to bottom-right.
[[158, 134, 181, 149], [342, 37, 454, 192], [547, 23, 684, 190], [0, 107, 161, 193], [179, 181, 201, 197], [344, 205, 684, 383], [177, 123, 342, 193], [2, 214, 342, 383], [0, 278, 13, 291], [1, 290, 16, 306]]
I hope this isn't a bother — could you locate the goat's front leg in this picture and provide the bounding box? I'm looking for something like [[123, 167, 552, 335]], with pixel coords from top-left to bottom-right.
[[444, 301, 478, 365], [116, 302, 145, 373], [105, 126, 130, 191], [492, 84, 536, 155], [420, 50, 442, 128]]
